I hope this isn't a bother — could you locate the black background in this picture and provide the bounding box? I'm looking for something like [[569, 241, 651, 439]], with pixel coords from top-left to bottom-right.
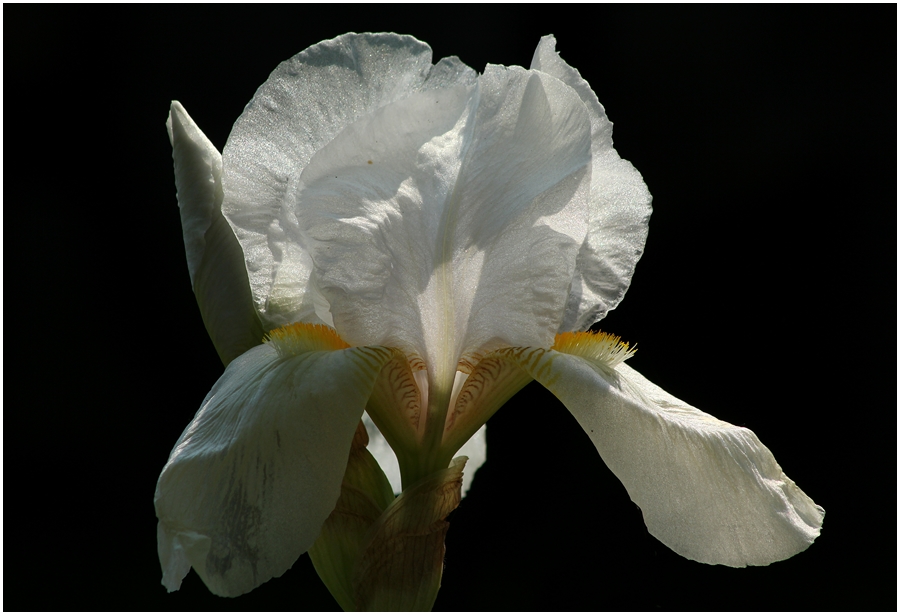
[[6, 5, 896, 612]]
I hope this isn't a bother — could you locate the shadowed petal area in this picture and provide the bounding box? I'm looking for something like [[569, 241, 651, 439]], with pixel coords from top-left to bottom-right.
[[531, 36, 652, 330], [167, 102, 265, 365], [498, 347, 824, 567], [155, 341, 395, 596], [221, 33, 477, 330]]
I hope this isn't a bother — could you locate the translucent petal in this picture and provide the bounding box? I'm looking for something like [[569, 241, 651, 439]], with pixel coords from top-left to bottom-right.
[[294, 65, 592, 384], [221, 33, 477, 330], [499, 347, 824, 566], [531, 36, 652, 330], [167, 102, 264, 365], [154, 342, 395, 596]]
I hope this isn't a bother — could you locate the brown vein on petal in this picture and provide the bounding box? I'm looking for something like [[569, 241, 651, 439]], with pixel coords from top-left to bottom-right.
[[439, 351, 533, 457], [366, 350, 423, 445], [456, 350, 484, 375], [445, 357, 502, 432]]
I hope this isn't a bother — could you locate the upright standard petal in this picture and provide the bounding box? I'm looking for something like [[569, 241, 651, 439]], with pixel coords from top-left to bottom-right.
[[167, 102, 264, 365], [154, 327, 396, 596], [497, 337, 824, 567], [293, 66, 593, 396], [531, 36, 652, 330], [221, 33, 478, 330]]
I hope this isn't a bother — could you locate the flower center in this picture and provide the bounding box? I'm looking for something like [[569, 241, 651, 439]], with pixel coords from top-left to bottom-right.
[[263, 323, 636, 489]]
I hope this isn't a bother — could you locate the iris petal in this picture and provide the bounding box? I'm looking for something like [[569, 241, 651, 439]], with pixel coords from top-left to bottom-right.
[[155, 342, 395, 596], [221, 33, 477, 330], [531, 36, 653, 330], [498, 346, 824, 566], [291, 66, 593, 379]]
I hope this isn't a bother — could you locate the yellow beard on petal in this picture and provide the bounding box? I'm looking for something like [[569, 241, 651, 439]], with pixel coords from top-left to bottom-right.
[[265, 322, 350, 357], [552, 330, 637, 369]]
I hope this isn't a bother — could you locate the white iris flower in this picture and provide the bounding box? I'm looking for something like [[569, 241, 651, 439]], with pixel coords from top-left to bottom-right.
[[156, 33, 823, 609]]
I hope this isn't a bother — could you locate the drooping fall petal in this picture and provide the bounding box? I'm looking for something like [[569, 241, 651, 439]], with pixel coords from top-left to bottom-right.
[[497, 341, 824, 567], [167, 101, 264, 365], [155, 332, 396, 596]]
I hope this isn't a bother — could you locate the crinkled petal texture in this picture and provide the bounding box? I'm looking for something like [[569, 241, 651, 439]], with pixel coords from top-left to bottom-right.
[[231, 55, 592, 383], [294, 64, 592, 376], [221, 33, 652, 382], [154, 342, 394, 596], [531, 36, 653, 331], [167, 101, 264, 365], [222, 33, 478, 331], [500, 348, 824, 566]]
